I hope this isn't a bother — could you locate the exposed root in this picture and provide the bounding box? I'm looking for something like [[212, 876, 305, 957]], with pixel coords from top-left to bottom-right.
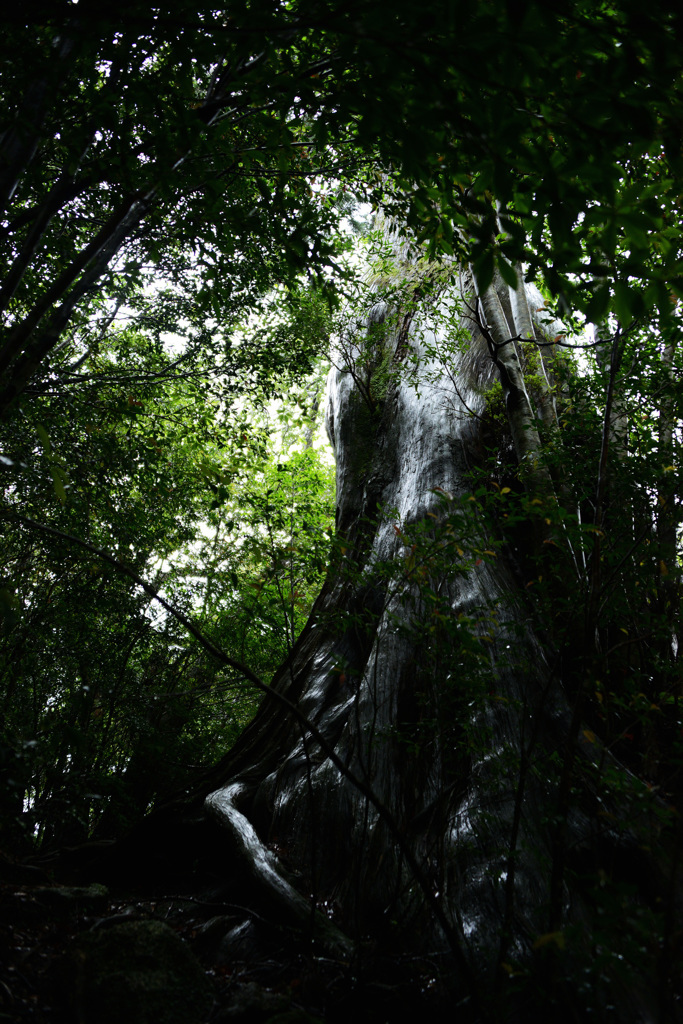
[[204, 781, 354, 960]]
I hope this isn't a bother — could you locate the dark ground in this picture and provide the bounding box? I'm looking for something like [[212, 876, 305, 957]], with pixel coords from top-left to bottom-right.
[[0, 849, 454, 1024]]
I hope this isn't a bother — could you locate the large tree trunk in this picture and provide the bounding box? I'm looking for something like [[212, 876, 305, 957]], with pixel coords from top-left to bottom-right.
[[193, 267, 675, 1021]]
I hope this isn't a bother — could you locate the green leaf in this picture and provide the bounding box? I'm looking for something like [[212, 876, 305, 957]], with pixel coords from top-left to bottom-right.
[[613, 280, 637, 325], [50, 465, 67, 504], [584, 285, 610, 323], [474, 250, 495, 295], [497, 256, 519, 290], [36, 424, 52, 456]]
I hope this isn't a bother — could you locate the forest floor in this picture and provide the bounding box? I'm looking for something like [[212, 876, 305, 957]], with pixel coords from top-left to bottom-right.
[[0, 851, 452, 1024]]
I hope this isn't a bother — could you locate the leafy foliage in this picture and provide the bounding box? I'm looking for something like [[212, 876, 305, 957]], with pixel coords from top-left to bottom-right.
[[0, 306, 334, 848], [2, 0, 683, 421], [1, 3, 683, 1016]]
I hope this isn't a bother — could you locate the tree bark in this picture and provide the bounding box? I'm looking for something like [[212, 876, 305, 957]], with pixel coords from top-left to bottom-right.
[[194, 267, 676, 1021]]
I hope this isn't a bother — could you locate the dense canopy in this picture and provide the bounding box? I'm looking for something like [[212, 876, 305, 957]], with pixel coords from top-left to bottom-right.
[[1, 3, 683, 1022]]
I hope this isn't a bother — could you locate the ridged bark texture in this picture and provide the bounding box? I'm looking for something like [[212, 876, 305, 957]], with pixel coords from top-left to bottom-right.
[[204, 274, 669, 1021]]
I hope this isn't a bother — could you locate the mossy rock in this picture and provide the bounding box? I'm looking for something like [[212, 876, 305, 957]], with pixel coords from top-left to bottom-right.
[[0, 882, 109, 926], [265, 1013, 324, 1024], [69, 919, 213, 1024], [216, 981, 288, 1021], [36, 882, 109, 915]]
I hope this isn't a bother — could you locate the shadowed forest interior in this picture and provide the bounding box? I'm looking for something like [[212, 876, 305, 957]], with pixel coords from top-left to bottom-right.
[[1, 3, 683, 1022]]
